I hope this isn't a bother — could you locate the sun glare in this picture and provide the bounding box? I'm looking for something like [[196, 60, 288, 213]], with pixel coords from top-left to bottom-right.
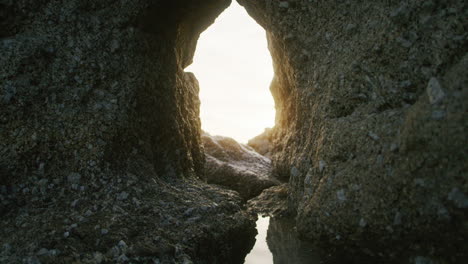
[[185, 1, 275, 144]]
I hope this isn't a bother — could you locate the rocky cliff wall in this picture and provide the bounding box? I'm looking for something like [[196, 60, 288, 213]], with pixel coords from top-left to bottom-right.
[[0, 1, 261, 263], [239, 0, 467, 255], [0, 0, 232, 186]]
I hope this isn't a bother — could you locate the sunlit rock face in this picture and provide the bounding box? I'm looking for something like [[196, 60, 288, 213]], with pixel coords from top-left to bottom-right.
[[248, 128, 274, 158], [239, 0, 468, 258], [203, 132, 279, 200], [0, 0, 258, 263]]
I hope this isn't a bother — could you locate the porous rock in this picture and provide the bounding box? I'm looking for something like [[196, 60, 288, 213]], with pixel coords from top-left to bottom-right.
[[239, 0, 468, 259], [0, 0, 257, 263]]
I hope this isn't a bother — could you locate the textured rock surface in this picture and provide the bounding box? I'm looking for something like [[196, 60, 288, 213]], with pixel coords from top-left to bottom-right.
[[239, 0, 467, 259], [247, 184, 289, 217], [0, 0, 259, 262], [203, 132, 279, 200], [247, 127, 274, 158]]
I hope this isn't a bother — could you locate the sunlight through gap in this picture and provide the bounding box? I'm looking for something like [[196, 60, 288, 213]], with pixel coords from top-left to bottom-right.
[[185, 1, 275, 144]]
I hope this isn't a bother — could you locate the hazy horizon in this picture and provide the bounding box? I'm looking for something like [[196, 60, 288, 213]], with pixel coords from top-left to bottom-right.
[[185, 1, 275, 144]]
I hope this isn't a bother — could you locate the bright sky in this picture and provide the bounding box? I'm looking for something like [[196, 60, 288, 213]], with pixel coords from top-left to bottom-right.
[[185, 1, 275, 144]]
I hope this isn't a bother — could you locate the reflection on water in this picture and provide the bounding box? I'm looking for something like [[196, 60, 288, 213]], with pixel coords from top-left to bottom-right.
[[244, 216, 273, 264], [267, 217, 322, 264], [243, 216, 377, 264], [244, 216, 321, 264], [243, 216, 463, 264]]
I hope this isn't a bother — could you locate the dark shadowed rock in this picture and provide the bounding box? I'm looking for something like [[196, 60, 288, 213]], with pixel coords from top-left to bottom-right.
[[203, 132, 279, 200], [239, 0, 468, 260], [0, 0, 259, 263]]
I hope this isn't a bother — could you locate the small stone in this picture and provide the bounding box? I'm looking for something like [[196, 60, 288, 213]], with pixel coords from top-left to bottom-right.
[[279, 1, 289, 8], [400, 80, 412, 88], [337, 189, 346, 202], [359, 218, 367, 227], [38, 163, 45, 175], [318, 160, 326, 172], [368, 132, 380, 141], [85, 210, 93, 217], [414, 178, 425, 187], [71, 199, 79, 207], [48, 249, 60, 256], [38, 179, 48, 187], [2, 243, 12, 253], [63, 232, 70, 238], [67, 173, 81, 184], [36, 248, 49, 256], [110, 40, 120, 53], [414, 256, 434, 264], [118, 240, 127, 249], [117, 254, 129, 262], [94, 252, 104, 264], [390, 143, 399, 152], [393, 212, 402, 225], [426, 77, 445, 104], [345, 24, 356, 32], [290, 167, 300, 178], [448, 188, 468, 208], [431, 110, 445, 120], [396, 37, 412, 48], [183, 208, 195, 217], [101, 228, 109, 235], [117, 192, 128, 201]]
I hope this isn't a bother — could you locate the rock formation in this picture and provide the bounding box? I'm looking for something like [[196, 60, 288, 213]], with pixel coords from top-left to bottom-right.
[[203, 132, 279, 200], [239, 0, 467, 259], [1, 0, 467, 262], [248, 127, 274, 157], [1, 0, 257, 263]]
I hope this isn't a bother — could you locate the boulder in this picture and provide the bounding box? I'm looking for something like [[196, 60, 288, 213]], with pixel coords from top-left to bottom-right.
[[203, 132, 279, 200]]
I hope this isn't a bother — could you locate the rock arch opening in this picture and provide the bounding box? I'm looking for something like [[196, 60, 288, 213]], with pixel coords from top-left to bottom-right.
[[185, 1, 275, 144]]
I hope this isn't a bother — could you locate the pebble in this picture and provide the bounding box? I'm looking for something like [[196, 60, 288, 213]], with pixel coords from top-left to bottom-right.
[[2, 243, 12, 253], [183, 208, 195, 217], [426, 77, 445, 104], [390, 143, 399, 152], [36, 248, 49, 256], [393, 212, 402, 225], [94, 252, 104, 264], [414, 256, 434, 264], [359, 218, 367, 227], [64, 231, 70, 238], [118, 240, 127, 249], [318, 160, 326, 172], [117, 192, 128, 201], [101, 228, 109, 235], [337, 189, 346, 202], [448, 188, 468, 208], [367, 132, 380, 141], [431, 110, 445, 120], [290, 166, 300, 178], [279, 2, 289, 8], [67, 173, 81, 184]]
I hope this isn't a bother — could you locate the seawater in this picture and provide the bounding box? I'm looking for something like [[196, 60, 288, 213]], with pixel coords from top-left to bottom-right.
[[244, 216, 273, 264]]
